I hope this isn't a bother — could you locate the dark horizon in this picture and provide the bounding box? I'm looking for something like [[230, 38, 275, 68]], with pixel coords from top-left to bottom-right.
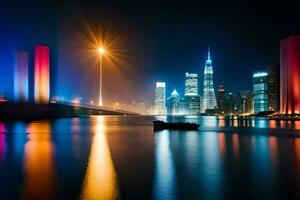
[[1, 0, 300, 106]]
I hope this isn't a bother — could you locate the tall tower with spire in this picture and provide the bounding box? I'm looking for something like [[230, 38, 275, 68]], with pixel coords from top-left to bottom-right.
[[202, 47, 217, 113]]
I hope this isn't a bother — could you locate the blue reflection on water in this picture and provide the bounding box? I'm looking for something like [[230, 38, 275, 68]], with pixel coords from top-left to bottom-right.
[[201, 132, 223, 198], [153, 130, 177, 200], [13, 122, 27, 158], [256, 118, 269, 128]]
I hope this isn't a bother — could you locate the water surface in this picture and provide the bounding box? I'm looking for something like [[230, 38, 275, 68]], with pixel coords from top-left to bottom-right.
[[0, 116, 300, 199]]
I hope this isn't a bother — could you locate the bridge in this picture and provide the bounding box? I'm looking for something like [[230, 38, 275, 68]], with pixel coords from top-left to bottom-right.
[[63, 102, 140, 116], [0, 102, 140, 120]]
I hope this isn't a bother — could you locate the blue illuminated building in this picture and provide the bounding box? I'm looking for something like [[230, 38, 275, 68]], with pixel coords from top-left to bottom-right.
[[202, 47, 217, 113], [166, 89, 180, 115], [253, 72, 269, 113], [183, 72, 201, 115], [155, 82, 166, 115], [185, 73, 198, 96]]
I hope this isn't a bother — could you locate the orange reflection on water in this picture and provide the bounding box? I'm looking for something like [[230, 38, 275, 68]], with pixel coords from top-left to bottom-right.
[[218, 132, 226, 158], [269, 120, 276, 129], [218, 117, 225, 127], [233, 119, 238, 127], [269, 136, 278, 166], [232, 133, 239, 160], [22, 122, 55, 200], [295, 121, 300, 130], [80, 116, 118, 200], [280, 120, 286, 129]]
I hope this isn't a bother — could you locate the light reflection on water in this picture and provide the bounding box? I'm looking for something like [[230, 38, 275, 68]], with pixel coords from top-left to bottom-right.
[[153, 130, 176, 199], [80, 116, 119, 200], [0, 116, 299, 199], [22, 122, 55, 200]]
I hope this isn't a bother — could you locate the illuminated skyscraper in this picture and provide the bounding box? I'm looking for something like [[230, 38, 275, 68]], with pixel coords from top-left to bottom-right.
[[155, 82, 166, 115], [34, 45, 50, 103], [280, 36, 300, 114], [253, 72, 269, 113], [185, 95, 201, 115], [217, 85, 225, 114], [202, 47, 217, 113], [185, 73, 198, 96], [167, 89, 180, 115], [14, 51, 29, 102]]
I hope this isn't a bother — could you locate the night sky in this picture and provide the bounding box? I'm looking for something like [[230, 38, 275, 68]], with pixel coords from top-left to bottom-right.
[[1, 0, 300, 106]]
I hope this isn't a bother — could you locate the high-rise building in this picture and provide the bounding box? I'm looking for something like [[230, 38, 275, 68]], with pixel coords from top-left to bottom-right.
[[184, 73, 198, 96], [154, 82, 166, 115], [243, 91, 254, 114], [253, 72, 269, 113], [225, 92, 234, 114], [217, 85, 226, 114], [166, 89, 180, 115], [234, 92, 243, 114], [178, 98, 188, 115], [185, 95, 201, 115], [34, 45, 50, 104], [280, 36, 300, 114], [202, 47, 217, 113], [268, 65, 280, 111], [14, 51, 29, 102]]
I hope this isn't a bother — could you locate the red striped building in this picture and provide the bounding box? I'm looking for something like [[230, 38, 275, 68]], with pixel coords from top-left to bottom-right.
[[280, 36, 300, 114], [34, 45, 50, 104]]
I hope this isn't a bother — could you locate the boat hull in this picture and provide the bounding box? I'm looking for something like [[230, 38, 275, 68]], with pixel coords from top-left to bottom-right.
[[153, 120, 200, 131]]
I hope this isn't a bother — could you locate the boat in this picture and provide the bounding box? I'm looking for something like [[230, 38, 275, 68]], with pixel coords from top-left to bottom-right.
[[153, 120, 200, 131]]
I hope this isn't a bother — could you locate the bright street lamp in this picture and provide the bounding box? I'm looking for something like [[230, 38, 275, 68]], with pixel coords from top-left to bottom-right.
[[98, 47, 106, 106], [98, 47, 106, 55]]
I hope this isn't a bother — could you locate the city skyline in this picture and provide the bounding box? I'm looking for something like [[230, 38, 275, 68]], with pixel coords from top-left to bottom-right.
[[1, 1, 300, 108]]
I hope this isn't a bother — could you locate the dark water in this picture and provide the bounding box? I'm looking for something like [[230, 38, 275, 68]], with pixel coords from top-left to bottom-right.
[[0, 116, 300, 200]]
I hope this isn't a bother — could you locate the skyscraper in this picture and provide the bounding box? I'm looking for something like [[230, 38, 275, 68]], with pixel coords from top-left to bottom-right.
[[166, 89, 180, 115], [234, 92, 243, 114], [185, 96, 201, 115], [217, 85, 225, 114], [34, 45, 50, 104], [14, 51, 29, 102], [202, 47, 217, 113], [243, 91, 254, 114], [253, 72, 269, 113], [154, 82, 166, 115], [280, 36, 300, 115], [225, 92, 234, 114], [185, 73, 198, 96], [184, 72, 201, 115], [268, 65, 280, 111]]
